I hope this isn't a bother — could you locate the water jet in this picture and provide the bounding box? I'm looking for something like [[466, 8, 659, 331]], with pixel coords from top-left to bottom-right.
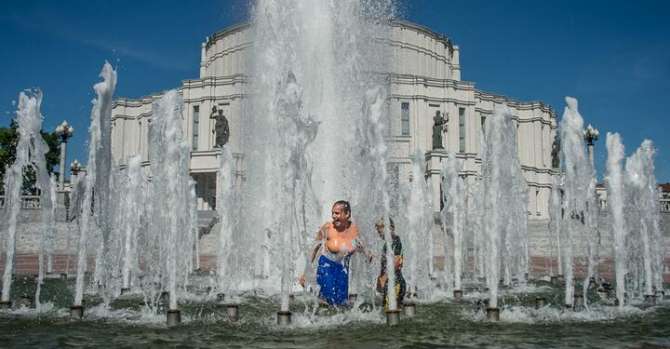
[[403, 302, 416, 317], [44, 273, 61, 280], [17, 295, 32, 308], [386, 309, 401, 326], [276, 311, 291, 326], [486, 307, 500, 321], [644, 294, 656, 306], [573, 294, 584, 311], [226, 304, 239, 322], [453, 289, 463, 301], [70, 305, 84, 319], [557, 275, 565, 284], [166, 309, 181, 326]]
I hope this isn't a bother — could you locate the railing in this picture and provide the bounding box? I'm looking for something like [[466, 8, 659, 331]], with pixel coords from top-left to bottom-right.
[[0, 195, 42, 209]]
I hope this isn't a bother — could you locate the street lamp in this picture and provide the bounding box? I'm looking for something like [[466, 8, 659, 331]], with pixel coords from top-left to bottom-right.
[[583, 124, 599, 166], [54, 121, 74, 189]]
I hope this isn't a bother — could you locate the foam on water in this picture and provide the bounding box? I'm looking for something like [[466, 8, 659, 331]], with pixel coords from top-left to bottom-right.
[[264, 308, 385, 330], [463, 304, 652, 324]]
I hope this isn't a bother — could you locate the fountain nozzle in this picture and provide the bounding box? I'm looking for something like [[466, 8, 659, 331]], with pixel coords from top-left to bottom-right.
[[386, 309, 401, 325]]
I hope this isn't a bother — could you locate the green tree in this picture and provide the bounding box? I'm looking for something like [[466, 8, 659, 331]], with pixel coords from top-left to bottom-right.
[[0, 120, 61, 195]]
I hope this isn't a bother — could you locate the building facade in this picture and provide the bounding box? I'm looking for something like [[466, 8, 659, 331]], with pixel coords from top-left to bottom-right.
[[111, 20, 557, 219]]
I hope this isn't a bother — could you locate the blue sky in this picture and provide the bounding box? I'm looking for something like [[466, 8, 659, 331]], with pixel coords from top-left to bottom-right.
[[1, 0, 668, 182]]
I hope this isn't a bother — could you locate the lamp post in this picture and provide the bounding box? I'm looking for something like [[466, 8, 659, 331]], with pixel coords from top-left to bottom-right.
[[583, 124, 599, 167], [55, 121, 74, 190]]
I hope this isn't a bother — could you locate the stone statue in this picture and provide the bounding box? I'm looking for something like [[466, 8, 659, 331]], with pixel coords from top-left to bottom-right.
[[432, 111, 447, 149], [210, 106, 230, 148]]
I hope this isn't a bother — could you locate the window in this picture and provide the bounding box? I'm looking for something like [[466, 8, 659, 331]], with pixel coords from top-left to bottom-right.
[[401, 102, 410, 136], [481, 115, 486, 134], [458, 107, 466, 152], [192, 105, 199, 151]]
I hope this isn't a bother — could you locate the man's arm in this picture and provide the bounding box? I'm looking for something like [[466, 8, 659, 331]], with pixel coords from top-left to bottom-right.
[[300, 226, 324, 287], [309, 227, 324, 264]]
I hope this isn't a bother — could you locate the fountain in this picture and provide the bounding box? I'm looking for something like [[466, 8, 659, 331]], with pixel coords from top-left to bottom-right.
[[35, 175, 57, 310], [479, 107, 529, 320], [2, 0, 670, 347], [548, 170, 564, 285], [442, 152, 465, 299], [402, 150, 434, 311], [558, 97, 596, 309], [71, 62, 117, 318], [244, 0, 395, 323], [606, 133, 627, 308], [145, 90, 196, 325], [1, 90, 53, 309], [624, 140, 663, 302], [119, 155, 146, 295]]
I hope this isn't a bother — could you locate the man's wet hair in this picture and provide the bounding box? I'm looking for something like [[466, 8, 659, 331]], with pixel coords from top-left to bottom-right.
[[333, 200, 351, 214]]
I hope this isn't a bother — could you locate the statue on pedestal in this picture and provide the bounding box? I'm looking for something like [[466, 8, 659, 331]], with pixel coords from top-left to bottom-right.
[[432, 111, 447, 150], [210, 106, 230, 148]]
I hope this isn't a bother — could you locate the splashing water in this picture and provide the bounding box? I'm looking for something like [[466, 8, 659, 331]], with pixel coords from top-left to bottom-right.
[[403, 149, 434, 299], [480, 107, 528, 309], [606, 132, 626, 308], [35, 175, 57, 310], [145, 90, 195, 310], [231, 0, 395, 309], [120, 155, 147, 292], [216, 147, 239, 295], [442, 152, 466, 293], [1, 90, 52, 305], [548, 175, 563, 277], [558, 97, 595, 307], [623, 140, 664, 299], [73, 62, 117, 307]]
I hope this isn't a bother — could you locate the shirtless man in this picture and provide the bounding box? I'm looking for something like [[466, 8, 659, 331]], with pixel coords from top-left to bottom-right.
[[303, 200, 363, 306]]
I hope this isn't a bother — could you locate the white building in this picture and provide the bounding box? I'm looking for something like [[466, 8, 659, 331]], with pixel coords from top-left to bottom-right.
[[111, 20, 557, 219]]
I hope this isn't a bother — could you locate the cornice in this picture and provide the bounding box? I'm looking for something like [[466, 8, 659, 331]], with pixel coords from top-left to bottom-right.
[[207, 22, 252, 48], [389, 19, 454, 53], [385, 39, 452, 63], [390, 74, 474, 88], [390, 94, 476, 106], [475, 90, 556, 118], [182, 75, 248, 87], [205, 19, 455, 53], [203, 42, 252, 66]]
